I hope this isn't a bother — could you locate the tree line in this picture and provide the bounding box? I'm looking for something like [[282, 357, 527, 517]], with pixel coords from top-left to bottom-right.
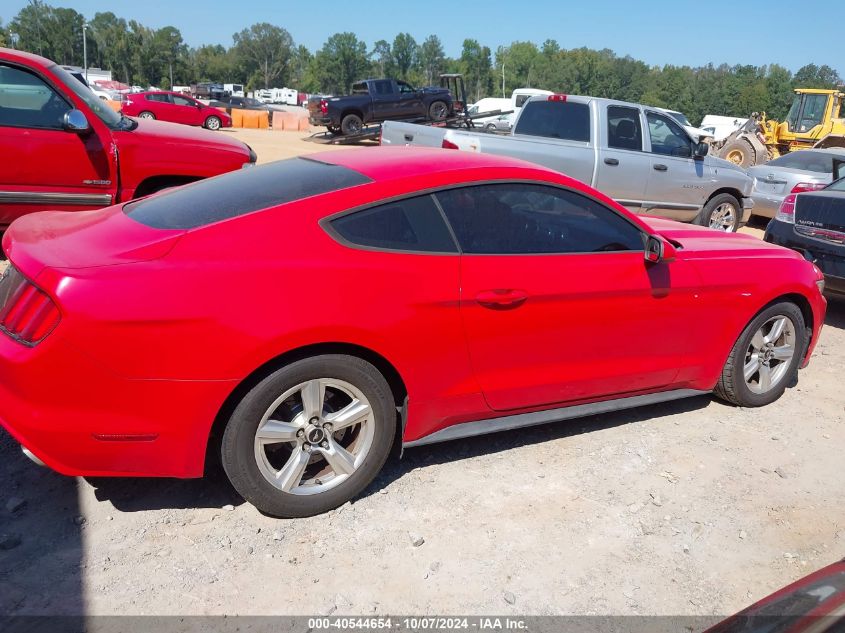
[[2, 1, 841, 123]]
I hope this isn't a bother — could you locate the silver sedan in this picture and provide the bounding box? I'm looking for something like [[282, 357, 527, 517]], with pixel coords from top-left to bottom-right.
[[749, 148, 845, 219]]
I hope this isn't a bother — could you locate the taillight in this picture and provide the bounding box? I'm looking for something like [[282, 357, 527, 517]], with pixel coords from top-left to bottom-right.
[[442, 139, 459, 150], [0, 266, 60, 346], [776, 193, 797, 224], [320, 99, 328, 115], [548, 94, 568, 102], [790, 182, 826, 194]]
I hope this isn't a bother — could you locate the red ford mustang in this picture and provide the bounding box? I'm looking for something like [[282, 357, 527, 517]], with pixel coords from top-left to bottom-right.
[[0, 148, 826, 517]]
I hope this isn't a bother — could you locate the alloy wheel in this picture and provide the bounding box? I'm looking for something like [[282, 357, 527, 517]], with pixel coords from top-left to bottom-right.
[[743, 316, 796, 394], [253, 378, 374, 495], [709, 203, 737, 231]]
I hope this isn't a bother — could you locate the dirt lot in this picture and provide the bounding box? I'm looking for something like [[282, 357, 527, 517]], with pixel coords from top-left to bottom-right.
[[1, 128, 843, 620]]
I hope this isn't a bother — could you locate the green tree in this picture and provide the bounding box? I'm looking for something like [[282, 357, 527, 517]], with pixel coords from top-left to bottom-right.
[[189, 44, 237, 83], [391, 32, 417, 81], [233, 22, 294, 89], [312, 32, 369, 94], [418, 35, 445, 85], [460, 38, 492, 102], [370, 39, 392, 77], [793, 63, 841, 89]]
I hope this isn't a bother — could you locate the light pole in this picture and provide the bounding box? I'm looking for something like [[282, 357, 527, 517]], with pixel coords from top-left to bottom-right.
[[502, 62, 505, 98], [9, 30, 18, 49], [82, 22, 88, 82]]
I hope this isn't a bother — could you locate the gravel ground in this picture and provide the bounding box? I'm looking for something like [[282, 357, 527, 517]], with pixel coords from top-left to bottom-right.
[[0, 130, 843, 619]]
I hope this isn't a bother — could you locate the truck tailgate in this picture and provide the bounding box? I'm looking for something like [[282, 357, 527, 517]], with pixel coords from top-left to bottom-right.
[[380, 121, 449, 148]]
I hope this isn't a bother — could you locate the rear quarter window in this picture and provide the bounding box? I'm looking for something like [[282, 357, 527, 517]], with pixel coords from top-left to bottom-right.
[[515, 101, 591, 142], [125, 158, 372, 230]]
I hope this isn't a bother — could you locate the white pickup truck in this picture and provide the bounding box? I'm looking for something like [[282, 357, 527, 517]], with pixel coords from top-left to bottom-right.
[[381, 94, 755, 231]]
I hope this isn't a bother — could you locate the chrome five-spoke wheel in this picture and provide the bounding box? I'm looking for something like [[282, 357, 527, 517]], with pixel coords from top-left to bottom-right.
[[254, 379, 374, 495], [743, 315, 796, 394], [708, 202, 737, 231]]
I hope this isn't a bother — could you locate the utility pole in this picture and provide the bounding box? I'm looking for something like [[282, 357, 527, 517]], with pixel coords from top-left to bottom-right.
[[502, 62, 505, 98], [82, 22, 88, 82]]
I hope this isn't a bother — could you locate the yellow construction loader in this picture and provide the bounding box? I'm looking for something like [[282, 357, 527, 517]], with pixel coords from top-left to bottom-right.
[[714, 88, 845, 167]]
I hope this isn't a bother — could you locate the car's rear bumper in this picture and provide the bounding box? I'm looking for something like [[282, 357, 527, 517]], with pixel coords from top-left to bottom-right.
[[309, 116, 333, 126], [0, 333, 237, 478]]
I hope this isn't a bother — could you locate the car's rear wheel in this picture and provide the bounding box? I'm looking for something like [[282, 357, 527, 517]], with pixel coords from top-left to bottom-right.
[[221, 355, 396, 518], [714, 302, 806, 407], [340, 114, 363, 136], [138, 111, 155, 120], [204, 115, 222, 130], [700, 193, 741, 232]]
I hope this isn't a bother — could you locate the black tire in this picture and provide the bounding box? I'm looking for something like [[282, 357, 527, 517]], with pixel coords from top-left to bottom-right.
[[204, 115, 222, 130], [720, 138, 756, 168], [699, 193, 742, 232], [340, 113, 363, 136], [137, 111, 155, 120], [714, 301, 806, 407], [485, 123, 497, 132], [326, 124, 342, 136], [429, 100, 448, 121], [221, 354, 396, 518]]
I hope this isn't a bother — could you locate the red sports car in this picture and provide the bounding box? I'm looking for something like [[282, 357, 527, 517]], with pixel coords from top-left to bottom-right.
[[122, 90, 231, 130], [0, 148, 826, 518]]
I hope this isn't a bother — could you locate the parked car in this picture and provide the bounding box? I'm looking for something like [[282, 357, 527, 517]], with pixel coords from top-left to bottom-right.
[[209, 95, 286, 112], [764, 174, 845, 297], [0, 48, 255, 228], [748, 148, 845, 219], [481, 114, 512, 133], [381, 94, 756, 231], [308, 78, 454, 135], [0, 147, 825, 518], [122, 91, 232, 130]]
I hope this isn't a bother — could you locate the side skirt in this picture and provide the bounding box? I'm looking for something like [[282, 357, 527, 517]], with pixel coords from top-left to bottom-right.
[[403, 389, 709, 448]]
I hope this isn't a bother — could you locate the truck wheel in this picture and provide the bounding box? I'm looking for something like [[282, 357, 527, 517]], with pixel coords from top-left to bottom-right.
[[429, 101, 448, 121], [700, 193, 741, 232], [204, 116, 222, 130], [340, 114, 363, 136], [138, 111, 155, 120], [720, 139, 756, 168], [326, 125, 342, 136]]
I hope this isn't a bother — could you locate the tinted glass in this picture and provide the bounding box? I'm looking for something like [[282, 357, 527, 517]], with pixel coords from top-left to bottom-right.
[[798, 94, 827, 132], [331, 195, 457, 253], [374, 81, 393, 95], [146, 94, 169, 102], [435, 184, 644, 254], [125, 158, 372, 230], [514, 101, 591, 142], [768, 151, 845, 174], [397, 81, 415, 94], [0, 64, 70, 129], [607, 106, 642, 151], [647, 112, 692, 157], [172, 95, 195, 106]]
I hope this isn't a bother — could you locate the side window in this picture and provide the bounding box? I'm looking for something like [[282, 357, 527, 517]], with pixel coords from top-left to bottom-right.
[[798, 94, 827, 132], [0, 64, 70, 129], [351, 82, 368, 95], [329, 194, 457, 253], [397, 81, 415, 94], [373, 81, 393, 95], [172, 95, 195, 107], [435, 184, 644, 255], [146, 94, 168, 103], [607, 106, 642, 151], [647, 112, 692, 157]]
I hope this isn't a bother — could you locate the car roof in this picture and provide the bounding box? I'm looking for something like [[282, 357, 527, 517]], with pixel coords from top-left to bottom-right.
[[309, 146, 557, 182], [1, 47, 54, 68]]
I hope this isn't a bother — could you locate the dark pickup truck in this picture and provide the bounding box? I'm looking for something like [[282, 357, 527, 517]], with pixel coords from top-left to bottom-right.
[[308, 78, 453, 135]]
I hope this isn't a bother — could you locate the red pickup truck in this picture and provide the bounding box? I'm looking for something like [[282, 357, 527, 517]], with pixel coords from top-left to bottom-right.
[[0, 48, 256, 228]]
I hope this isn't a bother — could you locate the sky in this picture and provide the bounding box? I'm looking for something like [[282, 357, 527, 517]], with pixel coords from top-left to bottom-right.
[[3, 0, 843, 76]]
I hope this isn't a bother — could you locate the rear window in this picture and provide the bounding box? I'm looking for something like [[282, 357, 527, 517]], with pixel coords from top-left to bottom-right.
[[125, 158, 372, 230], [514, 101, 591, 142], [769, 151, 845, 174]]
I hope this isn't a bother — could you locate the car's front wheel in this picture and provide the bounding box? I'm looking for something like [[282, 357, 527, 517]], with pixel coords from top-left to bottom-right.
[[714, 301, 806, 407], [221, 355, 396, 518], [701, 193, 741, 232], [204, 115, 222, 130]]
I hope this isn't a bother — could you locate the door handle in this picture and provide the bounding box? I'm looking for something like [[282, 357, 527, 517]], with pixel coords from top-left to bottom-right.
[[604, 157, 619, 165], [475, 289, 528, 310], [653, 164, 668, 171], [404, 134, 414, 142]]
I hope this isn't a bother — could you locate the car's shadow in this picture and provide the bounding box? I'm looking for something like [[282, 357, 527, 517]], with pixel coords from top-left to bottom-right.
[[87, 394, 712, 515], [823, 294, 845, 330]]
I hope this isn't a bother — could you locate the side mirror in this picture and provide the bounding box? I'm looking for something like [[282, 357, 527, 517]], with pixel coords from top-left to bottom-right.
[[644, 235, 676, 264], [63, 109, 90, 133], [694, 141, 709, 159]]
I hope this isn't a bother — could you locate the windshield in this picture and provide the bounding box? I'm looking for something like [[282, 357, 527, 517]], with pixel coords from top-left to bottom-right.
[[50, 63, 127, 130]]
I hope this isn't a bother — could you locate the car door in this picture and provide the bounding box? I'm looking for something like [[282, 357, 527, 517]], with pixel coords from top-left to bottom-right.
[[0, 62, 115, 227], [368, 80, 396, 121], [396, 81, 424, 118], [643, 110, 709, 221], [594, 104, 650, 211], [435, 183, 698, 412], [172, 94, 202, 125]]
